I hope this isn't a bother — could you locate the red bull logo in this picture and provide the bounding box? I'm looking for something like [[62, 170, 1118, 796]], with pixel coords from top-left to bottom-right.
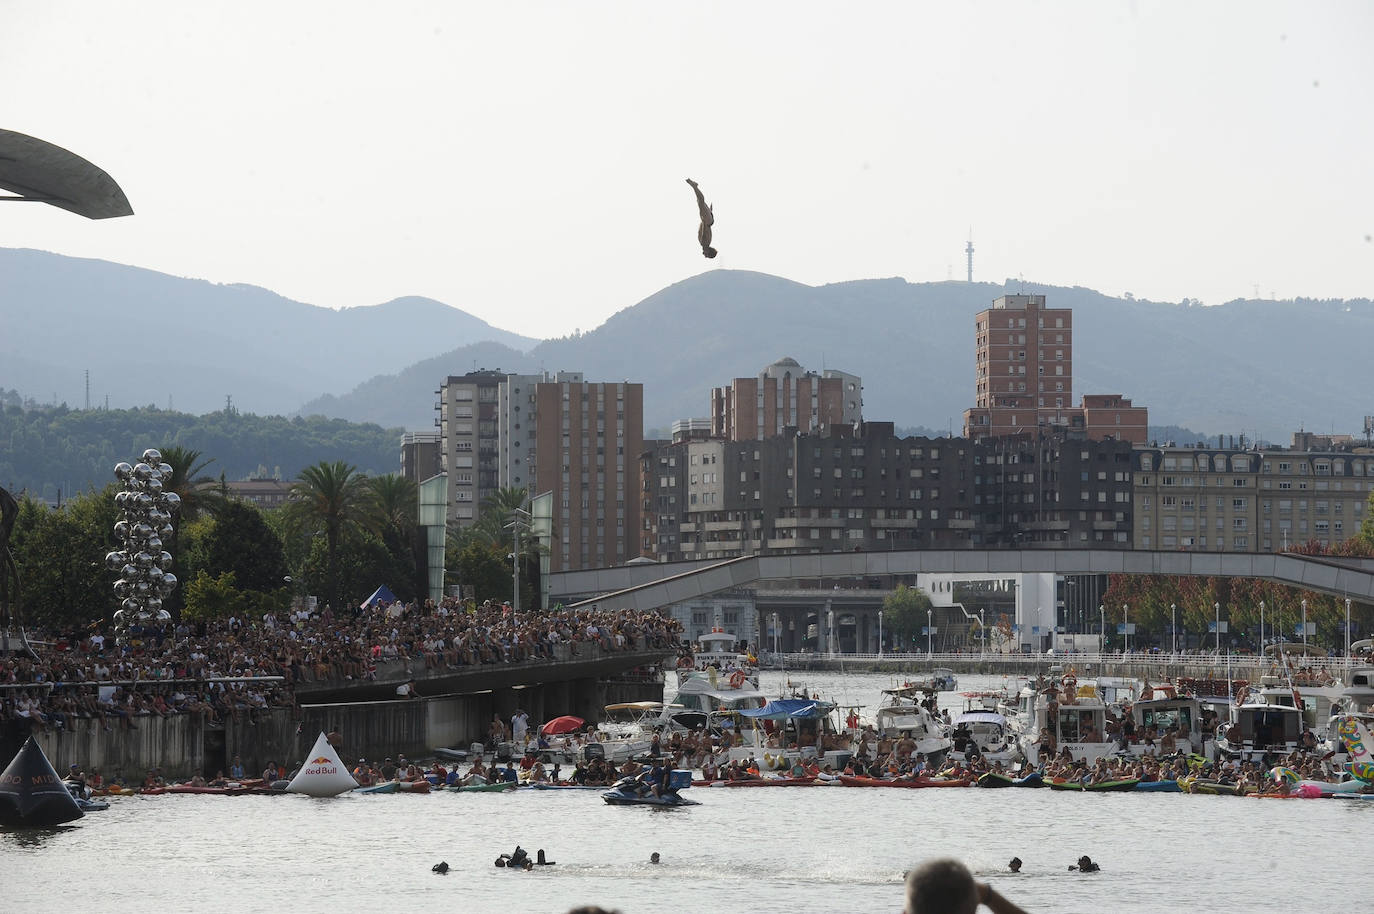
[[310, 756, 332, 764]]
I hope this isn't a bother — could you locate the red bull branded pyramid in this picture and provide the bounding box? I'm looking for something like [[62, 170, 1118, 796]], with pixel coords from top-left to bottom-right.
[[286, 732, 358, 797]]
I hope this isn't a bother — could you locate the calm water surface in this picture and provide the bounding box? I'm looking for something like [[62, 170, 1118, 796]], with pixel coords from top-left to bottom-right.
[[3, 672, 1366, 914]]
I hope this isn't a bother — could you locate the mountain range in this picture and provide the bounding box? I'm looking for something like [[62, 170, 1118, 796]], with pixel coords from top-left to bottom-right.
[[4, 247, 1371, 444]]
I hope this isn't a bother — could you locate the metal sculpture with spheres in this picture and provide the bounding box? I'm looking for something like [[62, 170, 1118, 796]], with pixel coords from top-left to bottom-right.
[[107, 448, 180, 644]]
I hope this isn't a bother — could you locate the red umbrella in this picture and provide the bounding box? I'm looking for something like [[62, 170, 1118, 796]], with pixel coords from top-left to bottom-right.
[[540, 715, 585, 735]]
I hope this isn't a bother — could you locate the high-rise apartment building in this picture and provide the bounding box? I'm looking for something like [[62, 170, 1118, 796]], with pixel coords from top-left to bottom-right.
[[436, 370, 506, 526], [532, 378, 643, 572], [437, 370, 642, 571], [963, 294, 1147, 443], [400, 432, 442, 483], [710, 357, 861, 441]]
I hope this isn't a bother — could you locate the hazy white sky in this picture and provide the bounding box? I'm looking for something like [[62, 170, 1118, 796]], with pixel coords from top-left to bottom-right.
[[3, 1, 1370, 338]]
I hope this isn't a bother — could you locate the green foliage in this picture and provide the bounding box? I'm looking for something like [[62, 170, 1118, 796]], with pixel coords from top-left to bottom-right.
[[447, 539, 512, 604], [182, 570, 243, 621], [190, 500, 290, 593], [9, 489, 119, 627], [282, 460, 370, 612], [0, 405, 402, 502], [301, 531, 413, 610], [881, 584, 933, 646]]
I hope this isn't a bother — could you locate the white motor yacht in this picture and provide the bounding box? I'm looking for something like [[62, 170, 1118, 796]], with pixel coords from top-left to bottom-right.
[[1215, 687, 1305, 763], [1017, 674, 1120, 765]]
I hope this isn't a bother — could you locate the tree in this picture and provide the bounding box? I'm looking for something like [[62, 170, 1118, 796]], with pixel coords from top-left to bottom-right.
[[192, 499, 289, 594], [447, 539, 513, 604], [282, 460, 368, 613], [182, 570, 242, 621], [158, 445, 223, 523], [301, 530, 411, 609], [9, 489, 119, 627], [365, 473, 422, 598], [882, 584, 933, 649]]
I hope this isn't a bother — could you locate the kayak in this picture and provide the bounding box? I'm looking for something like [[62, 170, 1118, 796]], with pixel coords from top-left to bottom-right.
[[1178, 777, 1248, 797], [977, 773, 1015, 788], [166, 784, 252, 795], [839, 775, 973, 789], [450, 781, 517, 793], [395, 780, 431, 794], [1135, 780, 1180, 793], [355, 782, 399, 794], [1049, 779, 1139, 792]]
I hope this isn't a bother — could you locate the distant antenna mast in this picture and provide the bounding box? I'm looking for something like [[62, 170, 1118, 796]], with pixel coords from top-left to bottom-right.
[[84, 369, 90, 410], [966, 231, 974, 283]]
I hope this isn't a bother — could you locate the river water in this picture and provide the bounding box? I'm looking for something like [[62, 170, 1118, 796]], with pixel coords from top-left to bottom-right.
[[3, 672, 1365, 914]]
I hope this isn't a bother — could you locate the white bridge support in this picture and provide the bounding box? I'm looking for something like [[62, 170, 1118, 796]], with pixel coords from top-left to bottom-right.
[[550, 550, 1374, 614]]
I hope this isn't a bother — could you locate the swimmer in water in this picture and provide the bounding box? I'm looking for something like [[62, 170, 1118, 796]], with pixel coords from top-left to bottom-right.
[[1008, 857, 1022, 873], [1069, 855, 1100, 873], [650, 852, 661, 864]]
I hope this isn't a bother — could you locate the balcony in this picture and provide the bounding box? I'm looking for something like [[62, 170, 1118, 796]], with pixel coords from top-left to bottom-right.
[[704, 521, 739, 533]]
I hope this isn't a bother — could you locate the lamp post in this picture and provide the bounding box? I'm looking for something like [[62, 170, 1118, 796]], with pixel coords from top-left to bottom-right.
[[1301, 598, 1308, 650], [979, 609, 986, 658], [1346, 598, 1353, 663], [1171, 603, 1177, 655], [772, 611, 780, 655], [1122, 603, 1129, 655], [927, 608, 933, 656], [1259, 600, 1265, 656], [1099, 603, 1105, 655], [1214, 602, 1221, 654], [878, 609, 883, 658], [506, 506, 531, 621]]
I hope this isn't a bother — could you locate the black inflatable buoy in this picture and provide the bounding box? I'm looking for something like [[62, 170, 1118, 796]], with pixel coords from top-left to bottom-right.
[[432, 861, 449, 874], [0, 737, 84, 827]]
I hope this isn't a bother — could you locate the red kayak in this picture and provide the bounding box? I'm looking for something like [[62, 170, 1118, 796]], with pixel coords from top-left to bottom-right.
[[839, 775, 973, 789], [166, 784, 252, 795], [692, 776, 819, 787]]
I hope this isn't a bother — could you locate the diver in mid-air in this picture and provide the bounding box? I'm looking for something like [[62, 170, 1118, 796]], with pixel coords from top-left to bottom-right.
[[686, 178, 717, 258]]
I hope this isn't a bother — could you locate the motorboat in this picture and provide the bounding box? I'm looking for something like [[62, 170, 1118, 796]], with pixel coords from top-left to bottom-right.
[[1129, 687, 1212, 758], [1215, 688, 1304, 764], [874, 688, 953, 762], [948, 710, 1020, 766], [601, 770, 699, 807], [676, 627, 757, 687], [673, 669, 769, 715], [1017, 673, 1119, 765]]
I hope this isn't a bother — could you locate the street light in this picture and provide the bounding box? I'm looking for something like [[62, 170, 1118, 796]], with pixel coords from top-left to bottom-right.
[[1301, 598, 1308, 650], [979, 609, 986, 658], [772, 611, 780, 655], [927, 607, 933, 656], [878, 609, 883, 658], [1170, 603, 1177, 655], [1099, 603, 1105, 654], [1214, 602, 1221, 654], [1346, 597, 1353, 663], [1259, 600, 1265, 655], [1122, 603, 1129, 655]]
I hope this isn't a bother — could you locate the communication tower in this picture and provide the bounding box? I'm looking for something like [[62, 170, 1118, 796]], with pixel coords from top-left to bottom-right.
[[965, 231, 974, 283]]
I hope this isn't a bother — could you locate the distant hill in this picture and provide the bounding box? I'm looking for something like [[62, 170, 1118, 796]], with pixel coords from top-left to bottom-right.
[[7, 249, 1370, 442], [0, 248, 538, 416], [302, 270, 1374, 442]]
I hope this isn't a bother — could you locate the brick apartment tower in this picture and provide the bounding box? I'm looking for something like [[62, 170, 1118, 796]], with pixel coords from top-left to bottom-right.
[[532, 378, 643, 572], [963, 294, 1146, 442]]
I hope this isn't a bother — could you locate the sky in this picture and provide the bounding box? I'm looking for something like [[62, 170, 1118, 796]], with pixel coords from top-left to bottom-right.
[[2, 1, 1371, 339]]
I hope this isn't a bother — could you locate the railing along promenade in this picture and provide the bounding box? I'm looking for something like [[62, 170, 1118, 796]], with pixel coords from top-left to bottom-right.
[[763, 650, 1361, 678]]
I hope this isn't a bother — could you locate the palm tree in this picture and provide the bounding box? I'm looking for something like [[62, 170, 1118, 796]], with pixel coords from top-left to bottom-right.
[[364, 474, 418, 540], [283, 460, 368, 613], [470, 487, 530, 547], [158, 445, 223, 522]]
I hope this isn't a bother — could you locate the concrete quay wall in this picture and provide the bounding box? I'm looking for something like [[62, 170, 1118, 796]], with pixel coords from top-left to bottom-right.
[[24, 676, 663, 780]]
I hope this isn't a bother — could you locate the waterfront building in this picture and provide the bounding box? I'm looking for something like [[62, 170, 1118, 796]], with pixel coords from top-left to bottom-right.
[[1133, 436, 1373, 553]]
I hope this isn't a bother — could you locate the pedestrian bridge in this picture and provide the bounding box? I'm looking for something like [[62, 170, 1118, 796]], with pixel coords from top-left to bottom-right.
[[549, 549, 1374, 613]]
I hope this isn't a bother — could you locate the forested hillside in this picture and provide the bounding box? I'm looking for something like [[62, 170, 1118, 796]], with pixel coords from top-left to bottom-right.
[[0, 403, 402, 500]]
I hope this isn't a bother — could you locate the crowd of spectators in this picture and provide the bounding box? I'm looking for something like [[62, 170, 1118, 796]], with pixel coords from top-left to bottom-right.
[[2, 595, 683, 734]]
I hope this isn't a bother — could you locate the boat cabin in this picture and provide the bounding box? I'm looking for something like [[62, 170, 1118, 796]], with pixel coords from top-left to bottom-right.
[[1219, 701, 1302, 761], [1131, 696, 1206, 755]]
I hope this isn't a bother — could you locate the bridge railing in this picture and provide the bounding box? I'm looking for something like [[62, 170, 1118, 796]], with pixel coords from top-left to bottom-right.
[[762, 650, 1360, 675]]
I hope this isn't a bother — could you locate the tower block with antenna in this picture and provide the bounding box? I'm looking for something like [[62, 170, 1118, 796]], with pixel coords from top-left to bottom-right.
[[965, 232, 974, 283]]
